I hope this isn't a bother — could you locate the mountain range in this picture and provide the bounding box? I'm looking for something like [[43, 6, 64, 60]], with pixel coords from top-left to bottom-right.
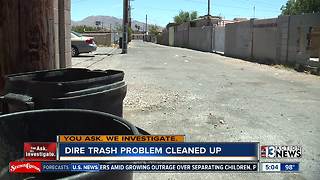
[[72, 16, 151, 31]]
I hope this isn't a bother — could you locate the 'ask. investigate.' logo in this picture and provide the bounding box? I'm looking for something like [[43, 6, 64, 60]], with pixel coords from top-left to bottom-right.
[[9, 162, 42, 173]]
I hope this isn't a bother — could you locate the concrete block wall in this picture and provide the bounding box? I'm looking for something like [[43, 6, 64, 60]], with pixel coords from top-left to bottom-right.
[[82, 33, 112, 46], [174, 26, 183, 47], [225, 20, 253, 59], [174, 23, 189, 48], [224, 14, 320, 67], [224, 18, 282, 64], [277, 16, 290, 64], [163, 31, 169, 46], [252, 18, 278, 64], [286, 13, 320, 66], [309, 27, 320, 58], [160, 13, 319, 69], [188, 26, 213, 52], [159, 31, 169, 46]]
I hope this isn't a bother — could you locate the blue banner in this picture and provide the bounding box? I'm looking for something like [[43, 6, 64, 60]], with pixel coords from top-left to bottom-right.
[[70, 163, 100, 172], [41, 162, 258, 172], [280, 163, 299, 172], [42, 162, 71, 172], [58, 142, 258, 161]]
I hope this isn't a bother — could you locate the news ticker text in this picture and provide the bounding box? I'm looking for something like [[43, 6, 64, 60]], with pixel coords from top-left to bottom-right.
[[9, 162, 300, 173]]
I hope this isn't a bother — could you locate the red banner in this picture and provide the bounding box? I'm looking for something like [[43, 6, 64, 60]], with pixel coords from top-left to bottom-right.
[[9, 162, 42, 173], [24, 142, 56, 161]]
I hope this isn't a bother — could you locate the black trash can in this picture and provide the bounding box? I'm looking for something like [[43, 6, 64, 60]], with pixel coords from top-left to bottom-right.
[[0, 109, 140, 180], [1, 68, 126, 117]]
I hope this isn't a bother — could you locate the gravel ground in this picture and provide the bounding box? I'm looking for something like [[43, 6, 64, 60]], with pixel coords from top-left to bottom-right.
[[72, 41, 320, 180]]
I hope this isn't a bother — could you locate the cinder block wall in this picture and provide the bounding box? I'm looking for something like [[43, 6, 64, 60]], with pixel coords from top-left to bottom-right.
[[287, 13, 320, 65], [277, 15, 290, 65], [252, 18, 278, 64], [225, 20, 253, 59], [159, 31, 169, 45], [174, 23, 189, 48], [82, 33, 112, 46], [225, 18, 281, 64], [225, 14, 320, 67], [188, 26, 213, 52]]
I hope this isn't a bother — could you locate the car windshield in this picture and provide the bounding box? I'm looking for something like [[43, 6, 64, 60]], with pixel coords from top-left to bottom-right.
[[71, 31, 83, 37]]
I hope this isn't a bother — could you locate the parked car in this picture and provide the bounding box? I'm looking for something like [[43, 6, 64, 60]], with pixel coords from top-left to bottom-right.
[[71, 31, 97, 57]]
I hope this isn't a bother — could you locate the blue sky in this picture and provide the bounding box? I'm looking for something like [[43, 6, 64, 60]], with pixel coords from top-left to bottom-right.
[[72, 0, 287, 26]]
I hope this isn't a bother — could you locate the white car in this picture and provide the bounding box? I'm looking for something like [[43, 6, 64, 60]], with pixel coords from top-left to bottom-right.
[[71, 31, 97, 57]]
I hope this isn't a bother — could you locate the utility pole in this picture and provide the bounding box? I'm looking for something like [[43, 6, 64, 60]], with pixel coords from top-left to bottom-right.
[[253, 5, 256, 19], [128, 0, 132, 30], [144, 14, 148, 41], [146, 14, 148, 34], [110, 24, 112, 44], [207, 0, 212, 26], [208, 0, 211, 16], [122, 0, 128, 54]]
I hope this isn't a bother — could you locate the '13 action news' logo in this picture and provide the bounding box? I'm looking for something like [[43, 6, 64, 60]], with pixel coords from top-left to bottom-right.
[[261, 145, 302, 158]]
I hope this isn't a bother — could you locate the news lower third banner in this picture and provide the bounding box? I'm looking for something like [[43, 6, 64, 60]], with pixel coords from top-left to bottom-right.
[[58, 142, 258, 161], [57, 135, 185, 143], [9, 162, 259, 173], [9, 161, 301, 173], [42, 162, 259, 172]]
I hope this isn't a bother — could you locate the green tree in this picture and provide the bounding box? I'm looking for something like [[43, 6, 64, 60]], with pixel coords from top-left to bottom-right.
[[114, 24, 133, 41], [190, 11, 198, 20], [281, 0, 320, 15], [149, 24, 161, 36], [135, 24, 141, 31], [173, 10, 198, 24]]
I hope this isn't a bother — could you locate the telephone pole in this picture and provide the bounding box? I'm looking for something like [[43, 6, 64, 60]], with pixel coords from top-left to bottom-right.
[[144, 14, 148, 41], [207, 0, 212, 26], [146, 14, 148, 34], [128, 0, 132, 30], [122, 0, 128, 54], [208, 0, 211, 15]]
